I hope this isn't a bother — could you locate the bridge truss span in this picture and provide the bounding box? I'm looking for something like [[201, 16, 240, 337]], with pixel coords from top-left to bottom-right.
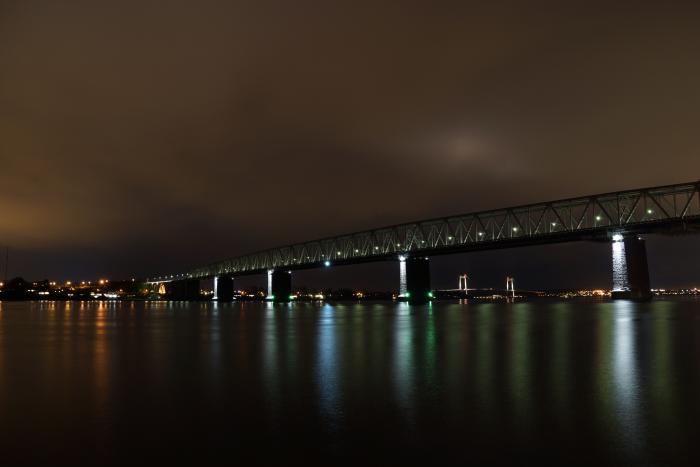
[[155, 181, 700, 281]]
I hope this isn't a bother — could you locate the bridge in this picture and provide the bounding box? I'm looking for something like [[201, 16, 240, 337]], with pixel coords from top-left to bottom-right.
[[149, 180, 700, 303]]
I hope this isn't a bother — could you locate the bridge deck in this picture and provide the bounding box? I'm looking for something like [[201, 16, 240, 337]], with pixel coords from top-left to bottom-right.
[[150, 181, 700, 282]]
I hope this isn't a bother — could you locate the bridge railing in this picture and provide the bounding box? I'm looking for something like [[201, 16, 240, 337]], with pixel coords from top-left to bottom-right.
[[153, 181, 699, 281]]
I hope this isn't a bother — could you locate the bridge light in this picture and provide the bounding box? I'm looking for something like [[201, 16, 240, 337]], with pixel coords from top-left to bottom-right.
[[478, 232, 484, 236], [374, 246, 379, 250], [551, 222, 557, 226], [289, 295, 296, 300], [405, 292, 411, 298], [396, 243, 401, 247], [337, 251, 341, 255], [595, 215, 602, 221], [448, 236, 453, 241], [612, 233, 624, 242], [512, 227, 518, 232], [324, 260, 331, 267], [354, 249, 359, 252], [427, 291, 434, 299], [647, 209, 654, 214], [398, 255, 406, 262]]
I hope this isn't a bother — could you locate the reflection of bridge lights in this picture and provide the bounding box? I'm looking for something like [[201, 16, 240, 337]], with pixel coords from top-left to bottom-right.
[[324, 261, 331, 267]]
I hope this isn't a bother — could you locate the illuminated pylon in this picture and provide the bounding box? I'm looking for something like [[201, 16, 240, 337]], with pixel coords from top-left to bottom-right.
[[458, 274, 468, 291], [506, 276, 515, 298]]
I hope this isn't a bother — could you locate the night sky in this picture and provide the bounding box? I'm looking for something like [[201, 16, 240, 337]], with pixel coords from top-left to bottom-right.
[[1, 1, 699, 290]]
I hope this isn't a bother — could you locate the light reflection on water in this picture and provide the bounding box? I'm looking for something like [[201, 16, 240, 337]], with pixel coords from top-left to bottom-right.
[[0, 299, 699, 465]]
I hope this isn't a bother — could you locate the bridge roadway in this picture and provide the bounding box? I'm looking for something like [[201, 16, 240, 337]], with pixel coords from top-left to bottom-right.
[[150, 180, 700, 303]]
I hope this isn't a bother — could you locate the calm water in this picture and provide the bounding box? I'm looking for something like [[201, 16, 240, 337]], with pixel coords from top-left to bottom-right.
[[1, 299, 699, 466]]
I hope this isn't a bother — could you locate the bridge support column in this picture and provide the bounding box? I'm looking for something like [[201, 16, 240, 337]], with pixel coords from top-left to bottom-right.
[[401, 256, 432, 304], [168, 279, 200, 300], [214, 275, 234, 301], [611, 235, 651, 300], [267, 269, 292, 302]]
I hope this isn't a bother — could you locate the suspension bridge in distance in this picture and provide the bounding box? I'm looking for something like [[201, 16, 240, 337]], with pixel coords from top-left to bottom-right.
[[148, 180, 700, 303]]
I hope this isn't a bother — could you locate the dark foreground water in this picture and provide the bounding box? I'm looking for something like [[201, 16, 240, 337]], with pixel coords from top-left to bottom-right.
[[1, 299, 699, 466]]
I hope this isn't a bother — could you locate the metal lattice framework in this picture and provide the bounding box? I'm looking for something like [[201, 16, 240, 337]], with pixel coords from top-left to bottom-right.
[[151, 181, 700, 281]]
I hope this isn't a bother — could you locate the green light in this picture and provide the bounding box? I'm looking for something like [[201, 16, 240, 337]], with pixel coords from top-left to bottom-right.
[[405, 292, 411, 298], [270, 295, 275, 300], [289, 295, 295, 300], [427, 292, 434, 298]]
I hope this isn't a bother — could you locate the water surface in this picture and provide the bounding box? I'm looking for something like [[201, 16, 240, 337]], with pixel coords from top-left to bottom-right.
[[1, 299, 699, 465]]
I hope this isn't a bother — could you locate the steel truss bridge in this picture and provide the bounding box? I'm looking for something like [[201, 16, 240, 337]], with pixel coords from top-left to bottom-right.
[[151, 181, 700, 282]]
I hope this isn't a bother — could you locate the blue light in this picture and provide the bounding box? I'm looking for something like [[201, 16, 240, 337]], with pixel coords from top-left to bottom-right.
[[324, 261, 331, 267]]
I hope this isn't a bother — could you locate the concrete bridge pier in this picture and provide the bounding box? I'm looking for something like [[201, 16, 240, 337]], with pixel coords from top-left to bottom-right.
[[267, 269, 292, 302], [168, 279, 200, 300], [214, 275, 234, 301], [400, 256, 432, 304], [611, 234, 652, 300]]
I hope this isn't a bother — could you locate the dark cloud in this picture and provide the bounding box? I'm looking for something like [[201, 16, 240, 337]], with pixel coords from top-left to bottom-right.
[[1, 0, 699, 287]]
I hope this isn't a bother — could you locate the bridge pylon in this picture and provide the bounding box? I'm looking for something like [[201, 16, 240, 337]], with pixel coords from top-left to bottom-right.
[[611, 234, 651, 300], [398, 255, 432, 304], [267, 269, 292, 302], [214, 275, 234, 301]]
